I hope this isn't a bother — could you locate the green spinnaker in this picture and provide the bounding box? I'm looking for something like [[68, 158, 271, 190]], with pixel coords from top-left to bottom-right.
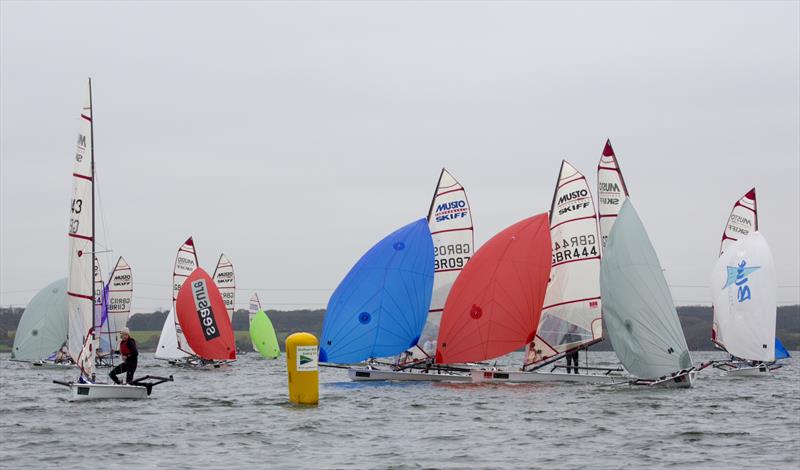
[[11, 278, 68, 361], [249, 310, 280, 359]]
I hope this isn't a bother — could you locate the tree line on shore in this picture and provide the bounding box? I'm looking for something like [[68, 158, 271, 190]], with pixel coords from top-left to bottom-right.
[[1, 306, 798, 352]]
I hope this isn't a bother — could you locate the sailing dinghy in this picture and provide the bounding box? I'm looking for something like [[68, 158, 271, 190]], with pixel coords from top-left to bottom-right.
[[53, 79, 172, 400], [344, 170, 477, 382], [317, 219, 459, 380], [414, 212, 552, 382], [11, 278, 71, 368], [95, 257, 133, 366], [156, 238, 237, 369], [712, 189, 785, 376], [600, 199, 696, 388], [712, 231, 779, 376], [477, 161, 624, 383], [249, 294, 280, 359]]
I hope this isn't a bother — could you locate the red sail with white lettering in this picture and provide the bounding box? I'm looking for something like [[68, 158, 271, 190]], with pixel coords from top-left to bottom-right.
[[175, 268, 237, 361], [435, 213, 551, 364]]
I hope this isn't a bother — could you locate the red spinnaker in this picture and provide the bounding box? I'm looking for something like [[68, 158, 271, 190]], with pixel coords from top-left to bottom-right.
[[435, 213, 551, 364], [176, 268, 237, 361]]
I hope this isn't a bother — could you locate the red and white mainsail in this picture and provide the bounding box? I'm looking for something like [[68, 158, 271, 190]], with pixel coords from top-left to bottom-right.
[[67, 79, 96, 376], [173, 237, 199, 355], [719, 188, 757, 256], [104, 257, 133, 348], [525, 161, 602, 366], [597, 139, 629, 248], [213, 253, 236, 320], [713, 188, 758, 345], [414, 169, 474, 358]]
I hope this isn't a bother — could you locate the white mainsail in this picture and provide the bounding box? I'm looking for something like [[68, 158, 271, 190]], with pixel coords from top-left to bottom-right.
[[101, 257, 133, 350], [172, 237, 198, 355], [155, 308, 188, 360], [711, 232, 776, 362], [719, 188, 757, 256], [67, 79, 96, 377], [526, 161, 602, 365], [597, 139, 629, 248], [213, 253, 236, 320], [248, 292, 262, 350], [415, 169, 474, 358]]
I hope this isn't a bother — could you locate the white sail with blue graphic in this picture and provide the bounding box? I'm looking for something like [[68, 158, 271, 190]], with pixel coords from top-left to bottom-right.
[[711, 232, 776, 363]]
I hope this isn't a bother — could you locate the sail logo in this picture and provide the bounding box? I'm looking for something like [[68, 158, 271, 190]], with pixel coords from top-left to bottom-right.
[[557, 189, 589, 205], [296, 345, 319, 371], [598, 182, 620, 194], [435, 200, 468, 222], [191, 279, 220, 341], [723, 260, 760, 303], [727, 214, 753, 236]]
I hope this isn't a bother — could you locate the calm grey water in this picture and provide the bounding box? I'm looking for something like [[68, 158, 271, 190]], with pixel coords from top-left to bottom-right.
[[1, 351, 798, 469]]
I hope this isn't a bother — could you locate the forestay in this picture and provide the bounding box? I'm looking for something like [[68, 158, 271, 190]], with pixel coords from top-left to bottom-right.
[[600, 200, 692, 379], [67, 80, 95, 375], [213, 254, 236, 320], [719, 188, 757, 256], [711, 233, 776, 362], [526, 161, 602, 366], [11, 278, 68, 361], [597, 139, 629, 248], [173, 237, 198, 356], [436, 214, 551, 365], [320, 219, 434, 364], [415, 169, 474, 358]]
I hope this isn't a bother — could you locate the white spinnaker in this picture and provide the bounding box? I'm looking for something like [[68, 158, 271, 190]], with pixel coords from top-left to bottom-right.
[[526, 161, 602, 365], [415, 169, 474, 358], [67, 80, 96, 377], [249, 292, 262, 350], [597, 139, 629, 248], [104, 257, 133, 349], [719, 188, 757, 256], [213, 254, 236, 320], [173, 237, 198, 355], [711, 233, 776, 362], [155, 309, 188, 360]]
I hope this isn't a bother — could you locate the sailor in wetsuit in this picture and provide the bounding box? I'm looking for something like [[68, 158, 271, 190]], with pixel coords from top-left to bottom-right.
[[109, 327, 138, 384]]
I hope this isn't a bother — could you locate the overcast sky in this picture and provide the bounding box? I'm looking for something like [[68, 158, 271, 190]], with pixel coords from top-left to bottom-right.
[[1, 1, 798, 312]]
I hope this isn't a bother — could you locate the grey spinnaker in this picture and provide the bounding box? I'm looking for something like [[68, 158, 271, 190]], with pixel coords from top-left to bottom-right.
[[11, 278, 68, 361], [599, 200, 692, 379]]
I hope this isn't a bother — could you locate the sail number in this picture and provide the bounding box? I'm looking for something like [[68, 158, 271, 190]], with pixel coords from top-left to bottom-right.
[[553, 235, 598, 264], [434, 243, 471, 270]]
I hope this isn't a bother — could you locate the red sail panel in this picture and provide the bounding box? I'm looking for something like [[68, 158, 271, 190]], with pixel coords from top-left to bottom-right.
[[435, 213, 551, 364], [176, 268, 237, 361]]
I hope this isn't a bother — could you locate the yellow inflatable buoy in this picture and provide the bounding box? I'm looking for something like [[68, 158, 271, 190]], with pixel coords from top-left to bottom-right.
[[286, 332, 319, 405]]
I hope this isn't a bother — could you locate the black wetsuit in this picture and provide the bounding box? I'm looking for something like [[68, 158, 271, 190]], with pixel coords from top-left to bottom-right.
[[110, 337, 138, 384]]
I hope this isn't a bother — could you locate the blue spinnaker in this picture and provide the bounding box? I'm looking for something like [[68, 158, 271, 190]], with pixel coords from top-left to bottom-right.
[[775, 338, 791, 360], [320, 218, 434, 364]]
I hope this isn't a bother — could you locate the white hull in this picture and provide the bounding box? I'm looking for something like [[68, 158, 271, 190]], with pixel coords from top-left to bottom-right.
[[31, 361, 73, 370], [725, 365, 770, 377], [68, 383, 149, 401], [634, 370, 697, 389], [471, 369, 628, 384], [348, 367, 471, 382]]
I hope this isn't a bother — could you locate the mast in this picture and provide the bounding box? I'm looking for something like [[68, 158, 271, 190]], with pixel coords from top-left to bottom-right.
[[89, 77, 96, 333]]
